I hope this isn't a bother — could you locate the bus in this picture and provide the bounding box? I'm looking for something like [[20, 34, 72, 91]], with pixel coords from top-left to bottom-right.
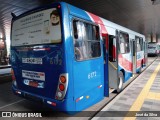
[[11, 2, 147, 112], [148, 42, 159, 56]]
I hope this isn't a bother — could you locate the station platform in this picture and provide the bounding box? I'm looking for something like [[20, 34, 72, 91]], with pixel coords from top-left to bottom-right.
[[0, 57, 159, 120], [93, 57, 160, 120]]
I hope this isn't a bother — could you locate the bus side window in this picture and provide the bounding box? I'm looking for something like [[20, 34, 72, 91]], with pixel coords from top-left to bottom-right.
[[73, 20, 84, 60], [73, 20, 101, 61], [136, 38, 141, 52], [73, 21, 78, 39], [119, 32, 129, 54], [140, 38, 143, 51], [136, 37, 143, 52]]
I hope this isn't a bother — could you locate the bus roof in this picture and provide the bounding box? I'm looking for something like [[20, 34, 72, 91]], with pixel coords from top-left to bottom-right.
[[66, 2, 145, 38]]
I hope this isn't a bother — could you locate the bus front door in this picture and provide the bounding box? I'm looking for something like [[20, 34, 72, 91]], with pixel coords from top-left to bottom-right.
[[108, 35, 118, 90]]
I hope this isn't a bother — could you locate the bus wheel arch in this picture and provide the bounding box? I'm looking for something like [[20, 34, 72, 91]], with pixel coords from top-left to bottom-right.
[[116, 70, 124, 93]]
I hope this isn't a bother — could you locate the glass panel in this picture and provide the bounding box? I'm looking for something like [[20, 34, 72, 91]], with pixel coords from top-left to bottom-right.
[[73, 20, 101, 61], [136, 37, 143, 51], [119, 32, 129, 53]]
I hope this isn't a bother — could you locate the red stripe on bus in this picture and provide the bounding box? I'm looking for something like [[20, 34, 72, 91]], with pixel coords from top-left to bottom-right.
[[118, 54, 132, 72], [87, 12, 108, 49]]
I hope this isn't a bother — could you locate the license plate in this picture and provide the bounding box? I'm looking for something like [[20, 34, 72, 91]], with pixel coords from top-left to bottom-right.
[[22, 58, 42, 64], [29, 81, 38, 87]]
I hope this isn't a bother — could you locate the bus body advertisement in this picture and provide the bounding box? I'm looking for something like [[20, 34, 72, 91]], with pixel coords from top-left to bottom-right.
[[11, 2, 147, 112]]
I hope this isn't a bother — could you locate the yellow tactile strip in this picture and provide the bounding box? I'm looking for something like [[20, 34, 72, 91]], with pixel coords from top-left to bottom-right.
[[146, 92, 160, 101], [124, 62, 160, 120]]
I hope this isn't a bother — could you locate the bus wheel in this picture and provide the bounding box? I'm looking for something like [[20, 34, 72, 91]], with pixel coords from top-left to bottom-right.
[[116, 71, 124, 93]]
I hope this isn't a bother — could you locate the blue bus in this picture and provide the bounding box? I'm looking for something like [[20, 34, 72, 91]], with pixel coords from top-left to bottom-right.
[[11, 2, 146, 112]]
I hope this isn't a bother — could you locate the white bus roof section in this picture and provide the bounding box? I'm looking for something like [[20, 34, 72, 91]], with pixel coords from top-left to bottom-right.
[[100, 17, 145, 39]]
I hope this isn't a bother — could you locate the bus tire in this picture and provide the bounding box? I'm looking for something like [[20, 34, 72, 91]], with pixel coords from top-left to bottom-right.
[[116, 71, 124, 93]]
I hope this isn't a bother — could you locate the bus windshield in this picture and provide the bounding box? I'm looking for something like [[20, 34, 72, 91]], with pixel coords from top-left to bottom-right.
[[11, 8, 61, 46]]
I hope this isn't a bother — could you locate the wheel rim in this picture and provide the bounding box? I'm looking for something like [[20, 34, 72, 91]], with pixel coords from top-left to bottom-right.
[[118, 76, 123, 90]]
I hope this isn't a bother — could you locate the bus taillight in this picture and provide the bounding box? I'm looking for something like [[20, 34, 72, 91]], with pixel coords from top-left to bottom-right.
[[60, 76, 66, 83], [59, 84, 65, 91], [11, 69, 16, 81], [11, 68, 17, 87], [55, 73, 68, 100]]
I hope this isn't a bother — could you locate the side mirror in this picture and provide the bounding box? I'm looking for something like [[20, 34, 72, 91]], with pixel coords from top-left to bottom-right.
[[109, 38, 116, 62]]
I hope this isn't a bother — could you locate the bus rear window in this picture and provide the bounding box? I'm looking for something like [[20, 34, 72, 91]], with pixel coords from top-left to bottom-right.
[[11, 8, 61, 46]]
